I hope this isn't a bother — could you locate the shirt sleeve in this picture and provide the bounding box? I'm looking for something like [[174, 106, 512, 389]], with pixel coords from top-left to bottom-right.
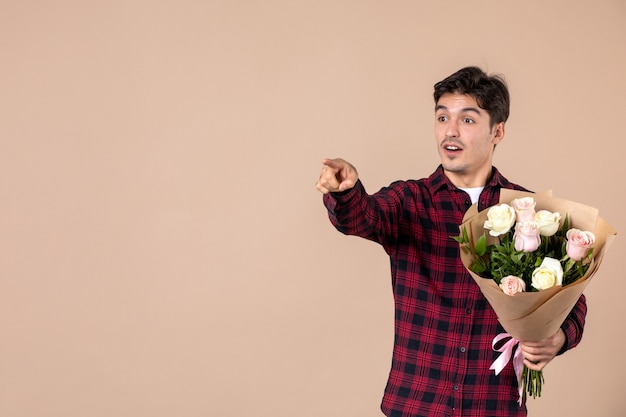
[[322, 179, 406, 249], [558, 294, 587, 354]]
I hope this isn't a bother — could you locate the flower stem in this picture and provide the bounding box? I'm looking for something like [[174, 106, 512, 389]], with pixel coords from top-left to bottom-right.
[[522, 365, 544, 401]]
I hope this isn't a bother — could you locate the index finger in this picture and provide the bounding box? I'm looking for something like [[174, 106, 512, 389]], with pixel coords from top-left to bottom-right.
[[321, 158, 342, 169]]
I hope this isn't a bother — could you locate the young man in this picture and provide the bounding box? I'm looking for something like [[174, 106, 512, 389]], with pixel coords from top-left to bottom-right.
[[315, 67, 586, 416]]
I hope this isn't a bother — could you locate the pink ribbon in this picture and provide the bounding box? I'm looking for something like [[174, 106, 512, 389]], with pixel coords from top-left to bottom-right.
[[490, 332, 525, 405]]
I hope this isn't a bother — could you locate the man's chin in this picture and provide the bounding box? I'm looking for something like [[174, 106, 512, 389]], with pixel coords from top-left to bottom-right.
[[442, 163, 466, 174]]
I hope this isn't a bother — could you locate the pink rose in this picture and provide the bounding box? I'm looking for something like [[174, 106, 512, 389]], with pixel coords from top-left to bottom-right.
[[513, 221, 541, 252], [499, 275, 526, 295], [511, 197, 536, 223], [566, 228, 595, 261]]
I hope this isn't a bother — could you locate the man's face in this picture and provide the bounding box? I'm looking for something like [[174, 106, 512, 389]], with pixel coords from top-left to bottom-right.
[[434, 93, 505, 187]]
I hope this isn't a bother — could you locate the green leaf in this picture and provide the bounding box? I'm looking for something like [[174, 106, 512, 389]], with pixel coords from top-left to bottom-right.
[[452, 226, 470, 244], [451, 235, 465, 244], [561, 214, 569, 232], [475, 234, 487, 256], [471, 263, 487, 274]]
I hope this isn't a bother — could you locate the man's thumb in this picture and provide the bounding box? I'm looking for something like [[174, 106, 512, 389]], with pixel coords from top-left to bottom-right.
[[338, 180, 354, 192]]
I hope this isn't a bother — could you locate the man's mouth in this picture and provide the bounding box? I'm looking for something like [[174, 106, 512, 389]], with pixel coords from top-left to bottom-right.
[[444, 144, 462, 152]]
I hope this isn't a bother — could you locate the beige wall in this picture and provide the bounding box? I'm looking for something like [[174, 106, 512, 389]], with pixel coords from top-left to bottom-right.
[[1, 1, 624, 416]]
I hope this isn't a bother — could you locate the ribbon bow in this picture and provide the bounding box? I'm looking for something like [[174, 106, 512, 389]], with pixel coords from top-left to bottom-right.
[[490, 332, 525, 405]]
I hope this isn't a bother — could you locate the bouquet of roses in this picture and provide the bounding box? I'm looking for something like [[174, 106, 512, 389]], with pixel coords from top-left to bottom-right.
[[455, 189, 616, 404]]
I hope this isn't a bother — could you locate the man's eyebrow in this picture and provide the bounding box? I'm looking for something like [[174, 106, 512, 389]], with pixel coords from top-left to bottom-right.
[[434, 105, 483, 115]]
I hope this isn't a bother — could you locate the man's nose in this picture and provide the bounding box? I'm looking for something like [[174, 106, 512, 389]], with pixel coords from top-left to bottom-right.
[[446, 122, 459, 138]]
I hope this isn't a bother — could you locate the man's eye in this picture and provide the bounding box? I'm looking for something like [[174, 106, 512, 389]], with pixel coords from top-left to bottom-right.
[[438, 115, 448, 122], [463, 118, 474, 124]]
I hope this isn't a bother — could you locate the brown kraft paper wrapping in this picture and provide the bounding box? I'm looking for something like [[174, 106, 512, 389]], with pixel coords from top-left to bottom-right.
[[460, 189, 617, 341]]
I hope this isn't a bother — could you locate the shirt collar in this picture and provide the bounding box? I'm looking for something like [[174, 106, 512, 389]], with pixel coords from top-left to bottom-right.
[[425, 164, 510, 194]]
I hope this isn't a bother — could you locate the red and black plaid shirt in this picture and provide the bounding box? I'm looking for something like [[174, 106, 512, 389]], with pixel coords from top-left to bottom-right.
[[323, 165, 587, 417]]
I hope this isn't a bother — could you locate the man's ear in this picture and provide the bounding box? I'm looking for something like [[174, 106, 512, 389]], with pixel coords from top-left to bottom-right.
[[492, 122, 505, 144]]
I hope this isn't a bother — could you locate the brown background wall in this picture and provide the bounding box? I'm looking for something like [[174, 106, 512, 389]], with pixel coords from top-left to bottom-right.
[[1, 1, 624, 416]]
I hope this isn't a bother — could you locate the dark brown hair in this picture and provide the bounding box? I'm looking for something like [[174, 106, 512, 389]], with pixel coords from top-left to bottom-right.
[[434, 66, 510, 128]]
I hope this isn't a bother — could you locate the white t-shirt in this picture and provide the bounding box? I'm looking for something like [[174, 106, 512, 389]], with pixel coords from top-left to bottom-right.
[[460, 187, 484, 205]]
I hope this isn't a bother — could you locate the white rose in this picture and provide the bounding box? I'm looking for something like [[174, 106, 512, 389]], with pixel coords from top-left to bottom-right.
[[531, 257, 564, 290], [484, 204, 516, 237], [535, 210, 562, 237]]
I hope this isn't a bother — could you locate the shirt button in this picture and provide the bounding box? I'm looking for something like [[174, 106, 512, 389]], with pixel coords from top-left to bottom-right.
[[454, 385, 460, 391], [466, 308, 471, 315], [460, 347, 466, 353]]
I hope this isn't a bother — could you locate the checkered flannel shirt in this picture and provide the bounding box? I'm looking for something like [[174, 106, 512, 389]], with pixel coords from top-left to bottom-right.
[[323, 165, 587, 417]]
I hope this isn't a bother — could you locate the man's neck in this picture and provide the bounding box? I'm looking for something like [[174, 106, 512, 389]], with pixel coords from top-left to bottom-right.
[[444, 167, 493, 188]]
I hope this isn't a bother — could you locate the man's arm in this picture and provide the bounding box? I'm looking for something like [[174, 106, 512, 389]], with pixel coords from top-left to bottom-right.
[[315, 158, 405, 248]]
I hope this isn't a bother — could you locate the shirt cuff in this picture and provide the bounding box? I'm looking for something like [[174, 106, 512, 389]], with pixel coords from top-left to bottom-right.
[[558, 318, 578, 355], [323, 180, 362, 211]]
